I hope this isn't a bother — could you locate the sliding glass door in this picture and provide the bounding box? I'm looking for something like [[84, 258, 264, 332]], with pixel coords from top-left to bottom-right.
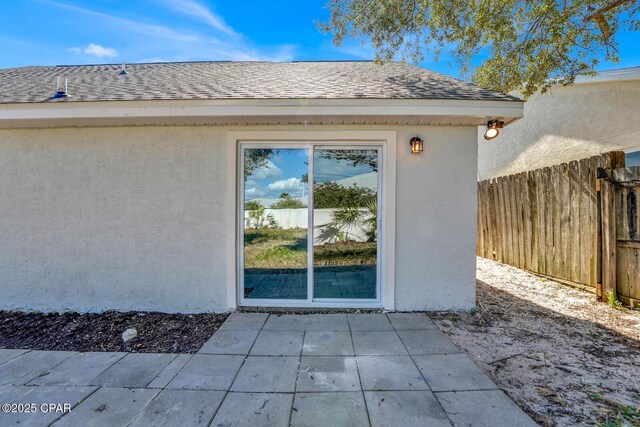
[[242, 147, 309, 300], [240, 144, 380, 305], [312, 148, 379, 299]]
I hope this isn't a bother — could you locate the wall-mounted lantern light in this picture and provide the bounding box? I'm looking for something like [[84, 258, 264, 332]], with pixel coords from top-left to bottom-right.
[[410, 136, 424, 154], [483, 120, 504, 140]]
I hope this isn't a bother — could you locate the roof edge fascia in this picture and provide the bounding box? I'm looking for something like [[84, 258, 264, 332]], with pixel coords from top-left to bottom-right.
[[0, 98, 523, 122]]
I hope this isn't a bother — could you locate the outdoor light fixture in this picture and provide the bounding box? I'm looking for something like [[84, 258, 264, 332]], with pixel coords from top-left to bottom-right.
[[483, 120, 504, 140], [410, 136, 424, 154]]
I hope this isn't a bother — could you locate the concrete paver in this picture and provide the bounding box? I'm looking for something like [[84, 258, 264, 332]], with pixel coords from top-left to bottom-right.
[[397, 329, 463, 355], [90, 353, 176, 388], [297, 356, 360, 392], [147, 354, 192, 389], [303, 331, 354, 356], [364, 390, 451, 427], [128, 389, 225, 426], [166, 354, 243, 391], [28, 352, 125, 386], [198, 330, 259, 355], [263, 314, 307, 331], [52, 387, 159, 427], [250, 330, 304, 356], [0, 351, 76, 386], [231, 356, 299, 393], [305, 313, 349, 331], [0, 349, 29, 366], [0, 312, 536, 426], [211, 392, 293, 427], [414, 353, 498, 391], [436, 389, 539, 427], [356, 355, 429, 391], [291, 392, 369, 427], [218, 312, 268, 331], [347, 313, 393, 331], [352, 331, 408, 356], [0, 385, 34, 403], [1, 385, 97, 426], [386, 313, 440, 331]]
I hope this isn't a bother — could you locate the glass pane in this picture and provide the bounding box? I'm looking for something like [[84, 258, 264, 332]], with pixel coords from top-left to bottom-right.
[[243, 148, 308, 299], [313, 149, 378, 299], [626, 150, 640, 167]]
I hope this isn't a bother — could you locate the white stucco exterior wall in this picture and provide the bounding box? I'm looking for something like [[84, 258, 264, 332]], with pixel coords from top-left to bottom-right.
[[478, 78, 640, 180], [394, 127, 477, 310], [0, 124, 477, 313]]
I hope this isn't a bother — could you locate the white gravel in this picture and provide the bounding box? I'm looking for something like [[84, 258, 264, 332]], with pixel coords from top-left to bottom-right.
[[429, 257, 640, 426]]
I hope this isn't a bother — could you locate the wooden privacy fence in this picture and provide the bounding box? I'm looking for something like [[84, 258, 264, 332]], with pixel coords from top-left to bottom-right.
[[601, 166, 640, 308], [477, 151, 640, 308]]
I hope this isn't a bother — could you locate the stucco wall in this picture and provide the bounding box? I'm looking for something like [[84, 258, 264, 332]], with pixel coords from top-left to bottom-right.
[[0, 124, 477, 313], [394, 126, 477, 310], [478, 79, 640, 180]]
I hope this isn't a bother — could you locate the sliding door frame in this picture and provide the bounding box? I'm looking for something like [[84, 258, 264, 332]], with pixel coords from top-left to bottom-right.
[[228, 131, 397, 310], [238, 142, 313, 306]]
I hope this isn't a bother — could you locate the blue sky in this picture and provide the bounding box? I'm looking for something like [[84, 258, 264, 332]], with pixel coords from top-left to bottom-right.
[[244, 149, 376, 203], [245, 149, 309, 203], [2, 0, 638, 77]]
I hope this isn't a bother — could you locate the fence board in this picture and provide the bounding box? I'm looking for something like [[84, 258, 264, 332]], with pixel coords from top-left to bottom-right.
[[491, 180, 502, 261], [544, 166, 554, 276], [612, 165, 640, 303], [477, 153, 621, 292], [535, 168, 546, 274], [498, 178, 508, 263], [482, 181, 492, 258], [528, 171, 538, 272], [477, 182, 485, 257], [476, 152, 640, 307], [504, 177, 514, 265], [601, 178, 617, 299], [590, 155, 600, 290], [569, 161, 581, 283], [560, 163, 571, 279], [520, 173, 530, 269], [579, 158, 592, 286], [509, 175, 519, 267]]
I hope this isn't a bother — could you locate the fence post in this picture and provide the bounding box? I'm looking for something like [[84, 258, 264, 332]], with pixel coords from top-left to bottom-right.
[[600, 177, 617, 301]]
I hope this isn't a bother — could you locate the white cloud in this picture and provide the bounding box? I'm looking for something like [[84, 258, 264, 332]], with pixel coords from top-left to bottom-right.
[[267, 177, 302, 192], [157, 0, 236, 37], [245, 187, 266, 197], [250, 160, 283, 180], [84, 43, 117, 58], [43, 0, 199, 42], [338, 41, 375, 59], [69, 43, 117, 58], [45, 0, 297, 63]]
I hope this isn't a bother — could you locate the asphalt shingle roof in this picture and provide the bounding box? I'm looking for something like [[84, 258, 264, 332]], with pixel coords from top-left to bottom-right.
[[0, 61, 520, 104]]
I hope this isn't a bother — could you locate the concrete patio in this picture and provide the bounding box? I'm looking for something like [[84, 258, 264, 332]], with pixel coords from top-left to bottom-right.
[[0, 313, 536, 426]]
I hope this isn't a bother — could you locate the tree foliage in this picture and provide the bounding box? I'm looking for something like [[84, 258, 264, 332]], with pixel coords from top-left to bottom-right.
[[320, 0, 639, 97], [244, 149, 274, 181], [314, 182, 376, 208], [319, 149, 378, 171], [271, 194, 307, 209], [330, 197, 378, 242], [245, 200, 264, 211], [245, 205, 278, 229]]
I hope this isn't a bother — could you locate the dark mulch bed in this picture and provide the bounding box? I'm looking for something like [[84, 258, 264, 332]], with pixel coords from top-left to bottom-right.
[[0, 311, 229, 353]]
